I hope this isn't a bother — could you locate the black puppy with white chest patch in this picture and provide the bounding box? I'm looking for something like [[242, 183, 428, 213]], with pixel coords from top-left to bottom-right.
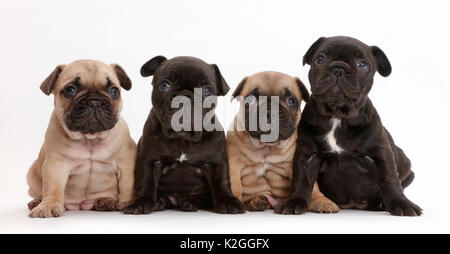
[[122, 56, 245, 214], [275, 36, 422, 216]]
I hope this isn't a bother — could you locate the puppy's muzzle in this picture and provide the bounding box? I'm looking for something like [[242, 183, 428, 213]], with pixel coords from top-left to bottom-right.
[[64, 93, 118, 134], [329, 61, 351, 78], [246, 103, 295, 142]]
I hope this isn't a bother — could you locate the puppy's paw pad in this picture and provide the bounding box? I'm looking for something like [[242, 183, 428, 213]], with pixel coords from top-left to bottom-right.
[[27, 199, 41, 211], [215, 196, 246, 214], [94, 198, 118, 211], [245, 196, 270, 211], [274, 197, 308, 215], [309, 198, 340, 213], [29, 202, 65, 218]]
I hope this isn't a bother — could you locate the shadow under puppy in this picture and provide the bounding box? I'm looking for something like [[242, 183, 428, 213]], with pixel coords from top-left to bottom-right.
[[122, 56, 245, 214], [227, 71, 339, 213], [27, 60, 137, 218], [276, 36, 422, 216]]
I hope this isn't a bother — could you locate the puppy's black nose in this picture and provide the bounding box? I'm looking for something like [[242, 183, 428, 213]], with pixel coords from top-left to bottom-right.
[[88, 98, 102, 108], [332, 67, 346, 78]]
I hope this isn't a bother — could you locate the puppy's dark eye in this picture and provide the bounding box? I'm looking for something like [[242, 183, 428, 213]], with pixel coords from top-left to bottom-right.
[[203, 87, 212, 97], [287, 97, 296, 107], [65, 86, 77, 97], [109, 87, 120, 99], [357, 60, 369, 71], [159, 81, 171, 92], [315, 54, 325, 65]]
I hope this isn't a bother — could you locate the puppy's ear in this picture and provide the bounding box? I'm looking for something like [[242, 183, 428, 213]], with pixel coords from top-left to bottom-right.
[[295, 77, 310, 103], [140, 56, 167, 77], [231, 77, 248, 102], [303, 37, 326, 66], [371, 46, 392, 77], [40, 65, 64, 95], [211, 64, 230, 96], [111, 64, 132, 90]]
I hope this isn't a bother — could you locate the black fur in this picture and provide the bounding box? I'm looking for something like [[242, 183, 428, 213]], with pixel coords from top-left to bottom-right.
[[276, 36, 422, 216], [123, 56, 244, 214]]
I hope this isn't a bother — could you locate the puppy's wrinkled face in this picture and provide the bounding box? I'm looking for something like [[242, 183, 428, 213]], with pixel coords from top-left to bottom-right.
[[141, 56, 230, 142], [40, 60, 132, 137], [232, 72, 310, 143], [303, 36, 391, 119]]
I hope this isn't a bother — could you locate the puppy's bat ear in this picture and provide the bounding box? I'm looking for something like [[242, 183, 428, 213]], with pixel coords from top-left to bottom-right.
[[111, 64, 132, 90], [40, 64, 64, 95], [371, 46, 392, 77], [231, 77, 248, 102], [211, 64, 230, 96], [303, 37, 326, 66], [295, 77, 310, 103], [140, 56, 167, 77]]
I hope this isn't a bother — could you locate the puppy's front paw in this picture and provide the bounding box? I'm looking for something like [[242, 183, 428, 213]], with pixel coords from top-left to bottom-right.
[[274, 197, 308, 215], [215, 196, 245, 214], [94, 198, 118, 211], [29, 201, 65, 218], [309, 197, 340, 213], [27, 199, 41, 211], [121, 201, 154, 215], [386, 197, 422, 216], [180, 200, 199, 212], [245, 196, 270, 211]]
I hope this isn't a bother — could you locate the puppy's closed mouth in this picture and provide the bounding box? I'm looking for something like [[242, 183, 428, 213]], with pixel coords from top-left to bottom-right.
[[325, 104, 349, 115], [65, 112, 118, 134]]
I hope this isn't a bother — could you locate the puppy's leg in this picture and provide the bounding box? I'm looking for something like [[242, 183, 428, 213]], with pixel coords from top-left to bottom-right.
[[116, 139, 137, 210], [308, 182, 340, 213], [94, 198, 117, 211], [384, 128, 415, 188], [27, 150, 45, 208], [27, 159, 43, 210], [372, 144, 422, 216], [228, 156, 244, 201], [202, 162, 245, 214], [227, 133, 245, 201], [122, 160, 162, 215], [29, 159, 71, 218], [395, 146, 415, 188], [275, 154, 321, 215]]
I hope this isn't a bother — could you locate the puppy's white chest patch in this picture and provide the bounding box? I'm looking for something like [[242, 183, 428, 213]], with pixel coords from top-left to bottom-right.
[[256, 161, 270, 177], [178, 152, 188, 162], [324, 117, 344, 153]]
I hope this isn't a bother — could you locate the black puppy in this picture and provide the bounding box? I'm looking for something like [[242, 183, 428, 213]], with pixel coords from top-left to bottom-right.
[[123, 56, 245, 214], [275, 36, 422, 216]]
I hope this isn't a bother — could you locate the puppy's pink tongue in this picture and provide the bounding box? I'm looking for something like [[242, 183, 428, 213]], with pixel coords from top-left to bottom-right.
[[81, 200, 94, 210], [263, 194, 284, 208], [65, 203, 80, 211]]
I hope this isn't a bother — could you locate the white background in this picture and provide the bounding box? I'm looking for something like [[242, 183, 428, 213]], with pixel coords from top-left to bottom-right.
[[1, 0, 449, 233]]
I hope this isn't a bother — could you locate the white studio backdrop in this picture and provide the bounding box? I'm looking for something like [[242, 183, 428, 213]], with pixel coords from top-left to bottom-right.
[[0, 0, 449, 233]]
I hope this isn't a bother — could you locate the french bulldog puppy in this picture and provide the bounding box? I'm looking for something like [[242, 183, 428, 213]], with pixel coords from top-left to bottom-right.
[[275, 36, 422, 216], [27, 60, 137, 218], [122, 56, 245, 214], [227, 71, 339, 213]]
